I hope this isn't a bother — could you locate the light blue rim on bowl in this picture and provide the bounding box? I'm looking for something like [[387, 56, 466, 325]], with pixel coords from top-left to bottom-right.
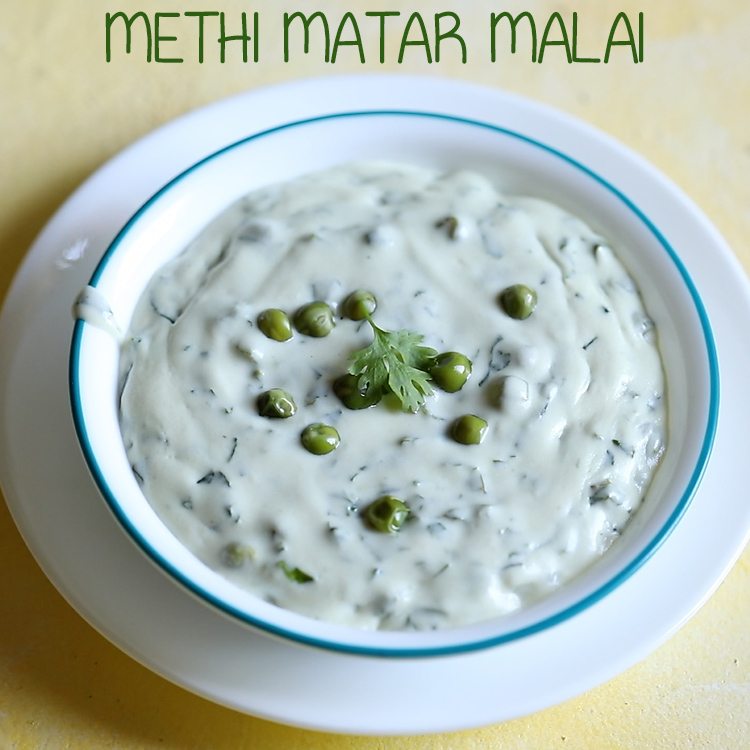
[[69, 110, 720, 659]]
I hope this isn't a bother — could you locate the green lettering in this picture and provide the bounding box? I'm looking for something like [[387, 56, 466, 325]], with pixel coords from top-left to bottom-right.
[[284, 12, 330, 63], [184, 11, 219, 63], [604, 12, 639, 63], [365, 11, 400, 64], [489, 12, 537, 63], [105, 11, 152, 62], [331, 12, 365, 63], [538, 12, 572, 64], [571, 12, 600, 63], [435, 12, 466, 63], [399, 12, 431, 64], [219, 11, 257, 63], [639, 12, 645, 62], [154, 12, 182, 64]]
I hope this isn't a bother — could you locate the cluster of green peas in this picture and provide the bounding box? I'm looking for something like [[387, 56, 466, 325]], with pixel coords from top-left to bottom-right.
[[253, 289, 377, 456], [252, 283, 537, 533]]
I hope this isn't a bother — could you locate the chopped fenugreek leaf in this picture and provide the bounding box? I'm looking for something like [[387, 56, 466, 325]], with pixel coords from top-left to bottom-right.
[[277, 561, 315, 583]]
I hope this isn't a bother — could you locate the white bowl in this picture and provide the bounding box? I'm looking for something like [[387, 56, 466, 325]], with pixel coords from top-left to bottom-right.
[[69, 108, 719, 658]]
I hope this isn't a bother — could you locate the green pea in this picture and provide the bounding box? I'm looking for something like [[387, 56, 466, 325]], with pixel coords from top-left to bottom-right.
[[257, 308, 293, 341], [450, 414, 488, 445], [430, 351, 473, 393], [301, 423, 340, 455], [333, 374, 382, 410], [364, 495, 410, 533], [220, 542, 252, 569], [257, 388, 297, 419], [499, 284, 537, 320], [293, 301, 335, 337], [342, 289, 377, 321]]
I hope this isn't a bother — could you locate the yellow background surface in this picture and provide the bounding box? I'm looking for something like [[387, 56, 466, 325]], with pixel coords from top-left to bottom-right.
[[1, 1, 748, 747]]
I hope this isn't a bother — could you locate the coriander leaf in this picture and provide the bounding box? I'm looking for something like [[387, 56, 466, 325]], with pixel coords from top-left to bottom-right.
[[348, 319, 437, 413], [348, 326, 390, 398], [383, 328, 438, 370]]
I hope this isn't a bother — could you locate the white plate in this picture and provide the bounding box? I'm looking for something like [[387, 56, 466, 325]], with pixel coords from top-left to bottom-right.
[[1, 76, 748, 735]]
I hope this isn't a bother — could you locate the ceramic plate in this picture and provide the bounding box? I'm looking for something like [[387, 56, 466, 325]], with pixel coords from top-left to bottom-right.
[[1, 76, 748, 734]]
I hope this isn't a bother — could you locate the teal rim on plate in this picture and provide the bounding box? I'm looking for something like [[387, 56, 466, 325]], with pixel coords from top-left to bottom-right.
[[69, 110, 720, 658]]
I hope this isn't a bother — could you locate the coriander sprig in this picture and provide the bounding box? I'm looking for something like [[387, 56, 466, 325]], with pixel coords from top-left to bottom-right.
[[348, 317, 437, 413]]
